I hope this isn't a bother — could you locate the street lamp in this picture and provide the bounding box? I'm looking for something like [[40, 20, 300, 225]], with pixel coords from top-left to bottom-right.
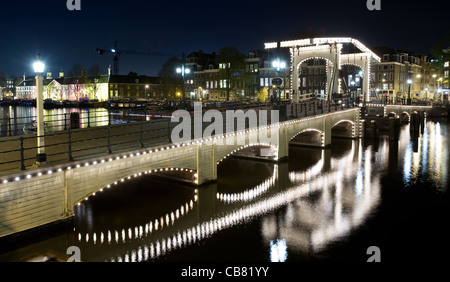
[[272, 58, 286, 104], [351, 80, 356, 104], [33, 54, 46, 165], [407, 79, 412, 105], [176, 53, 190, 109]]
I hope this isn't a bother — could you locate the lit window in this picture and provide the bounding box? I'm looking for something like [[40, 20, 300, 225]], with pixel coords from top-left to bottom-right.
[[260, 78, 264, 87], [444, 61, 449, 67]]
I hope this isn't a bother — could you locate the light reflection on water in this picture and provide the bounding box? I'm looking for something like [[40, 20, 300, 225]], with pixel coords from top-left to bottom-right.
[[0, 106, 148, 136], [67, 137, 382, 262], [402, 121, 448, 190], [0, 119, 448, 262]]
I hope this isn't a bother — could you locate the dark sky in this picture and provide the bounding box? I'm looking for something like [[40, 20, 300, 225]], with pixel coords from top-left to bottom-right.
[[1, 0, 449, 78]]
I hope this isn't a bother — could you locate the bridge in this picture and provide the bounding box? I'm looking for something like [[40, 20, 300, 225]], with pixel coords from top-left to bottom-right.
[[0, 101, 440, 240], [0, 101, 446, 239], [46, 141, 381, 262]]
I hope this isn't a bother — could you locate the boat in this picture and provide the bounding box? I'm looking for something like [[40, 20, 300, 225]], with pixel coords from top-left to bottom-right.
[[107, 98, 147, 110]]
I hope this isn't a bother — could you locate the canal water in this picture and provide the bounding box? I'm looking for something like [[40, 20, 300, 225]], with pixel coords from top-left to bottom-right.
[[0, 118, 449, 263], [0, 106, 151, 137]]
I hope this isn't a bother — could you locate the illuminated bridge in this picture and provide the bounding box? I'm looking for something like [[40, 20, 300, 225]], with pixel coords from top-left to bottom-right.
[[0, 101, 362, 239]]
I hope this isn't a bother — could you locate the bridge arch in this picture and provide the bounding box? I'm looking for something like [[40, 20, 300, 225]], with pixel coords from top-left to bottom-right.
[[296, 57, 334, 100], [331, 120, 356, 138], [400, 112, 410, 123], [215, 143, 279, 164], [74, 167, 199, 206], [289, 128, 325, 147], [265, 38, 380, 103], [387, 112, 399, 118]]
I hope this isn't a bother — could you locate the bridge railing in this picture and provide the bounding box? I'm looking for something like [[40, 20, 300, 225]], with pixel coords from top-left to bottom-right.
[[0, 118, 172, 175], [0, 100, 356, 176]]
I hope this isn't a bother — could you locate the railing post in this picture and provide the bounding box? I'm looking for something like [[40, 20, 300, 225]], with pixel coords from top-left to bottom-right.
[[68, 127, 73, 161], [20, 137, 26, 170], [168, 118, 172, 143], [64, 113, 67, 130], [87, 109, 90, 128], [140, 122, 144, 148], [8, 117, 12, 137], [107, 125, 112, 154]]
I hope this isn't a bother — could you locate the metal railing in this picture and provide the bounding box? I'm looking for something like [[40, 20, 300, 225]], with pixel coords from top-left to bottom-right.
[[0, 100, 356, 175]]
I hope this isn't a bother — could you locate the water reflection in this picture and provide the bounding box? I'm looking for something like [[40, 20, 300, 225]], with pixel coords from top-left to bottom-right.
[[1, 119, 448, 262], [401, 121, 448, 190], [66, 136, 383, 262], [0, 106, 151, 136], [263, 141, 381, 256]]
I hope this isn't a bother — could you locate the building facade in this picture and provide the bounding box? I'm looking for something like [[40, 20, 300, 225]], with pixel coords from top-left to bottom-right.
[[371, 47, 438, 104], [183, 49, 291, 102], [15, 73, 167, 102]]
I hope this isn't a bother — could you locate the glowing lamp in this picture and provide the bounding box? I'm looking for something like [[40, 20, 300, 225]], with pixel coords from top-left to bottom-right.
[[33, 59, 45, 74]]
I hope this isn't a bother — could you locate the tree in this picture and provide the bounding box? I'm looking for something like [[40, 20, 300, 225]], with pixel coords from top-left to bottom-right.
[[216, 46, 246, 101], [158, 56, 183, 98], [87, 64, 102, 77], [68, 64, 84, 78], [257, 87, 269, 102]]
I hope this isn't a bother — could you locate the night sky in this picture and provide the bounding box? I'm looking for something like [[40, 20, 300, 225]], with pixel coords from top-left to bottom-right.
[[0, 0, 449, 78]]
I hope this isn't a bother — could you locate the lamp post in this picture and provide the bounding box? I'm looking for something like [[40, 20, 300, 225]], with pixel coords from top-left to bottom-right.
[[176, 52, 190, 109], [272, 58, 286, 104], [351, 80, 356, 105], [407, 79, 412, 105], [33, 54, 46, 165]]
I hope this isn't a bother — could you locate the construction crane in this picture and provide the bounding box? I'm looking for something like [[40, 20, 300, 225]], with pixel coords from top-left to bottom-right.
[[96, 40, 174, 75]]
